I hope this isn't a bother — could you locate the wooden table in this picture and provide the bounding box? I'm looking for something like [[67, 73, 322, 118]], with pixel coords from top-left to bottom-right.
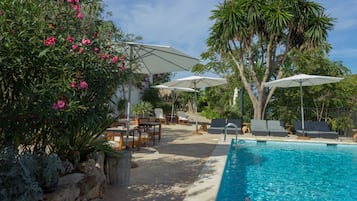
[[138, 121, 161, 145]]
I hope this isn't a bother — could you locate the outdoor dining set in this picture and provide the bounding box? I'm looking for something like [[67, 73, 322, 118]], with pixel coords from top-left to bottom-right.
[[105, 117, 162, 151], [104, 107, 194, 151]]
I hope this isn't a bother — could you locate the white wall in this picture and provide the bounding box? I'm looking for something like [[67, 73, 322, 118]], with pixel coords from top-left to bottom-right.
[[109, 84, 143, 117]]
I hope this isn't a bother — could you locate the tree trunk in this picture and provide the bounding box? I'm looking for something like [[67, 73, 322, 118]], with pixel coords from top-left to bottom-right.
[[241, 76, 267, 120], [253, 103, 263, 120]]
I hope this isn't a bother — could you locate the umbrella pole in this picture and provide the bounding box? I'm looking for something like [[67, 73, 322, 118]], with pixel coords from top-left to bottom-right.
[[125, 44, 134, 149], [300, 82, 305, 136], [194, 83, 198, 133], [171, 90, 175, 122]]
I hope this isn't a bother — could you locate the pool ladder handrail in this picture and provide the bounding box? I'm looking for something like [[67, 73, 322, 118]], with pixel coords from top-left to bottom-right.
[[224, 122, 239, 143]]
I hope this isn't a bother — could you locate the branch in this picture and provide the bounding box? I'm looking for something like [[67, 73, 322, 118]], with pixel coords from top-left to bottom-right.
[[228, 50, 258, 107]]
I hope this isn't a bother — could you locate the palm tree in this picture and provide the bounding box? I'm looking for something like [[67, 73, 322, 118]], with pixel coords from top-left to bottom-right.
[[203, 0, 334, 119]]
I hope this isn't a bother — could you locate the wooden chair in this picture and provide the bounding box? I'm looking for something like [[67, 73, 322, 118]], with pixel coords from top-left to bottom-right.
[[137, 126, 151, 146], [106, 132, 125, 150], [106, 128, 142, 151]]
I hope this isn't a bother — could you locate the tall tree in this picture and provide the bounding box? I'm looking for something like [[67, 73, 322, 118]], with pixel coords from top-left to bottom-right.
[[202, 0, 334, 119]]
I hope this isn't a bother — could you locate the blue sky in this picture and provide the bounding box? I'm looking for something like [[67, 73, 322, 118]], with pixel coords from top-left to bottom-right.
[[102, 0, 357, 78]]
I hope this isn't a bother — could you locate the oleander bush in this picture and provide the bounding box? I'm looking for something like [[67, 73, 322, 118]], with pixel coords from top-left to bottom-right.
[[0, 0, 130, 199]]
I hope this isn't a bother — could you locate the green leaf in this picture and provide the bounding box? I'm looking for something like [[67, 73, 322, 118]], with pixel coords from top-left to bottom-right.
[[38, 49, 49, 57]]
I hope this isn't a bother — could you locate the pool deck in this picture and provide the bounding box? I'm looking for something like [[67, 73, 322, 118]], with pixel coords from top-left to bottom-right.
[[103, 123, 356, 201]]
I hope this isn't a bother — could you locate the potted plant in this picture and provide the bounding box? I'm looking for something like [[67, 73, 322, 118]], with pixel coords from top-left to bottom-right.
[[132, 101, 153, 123]]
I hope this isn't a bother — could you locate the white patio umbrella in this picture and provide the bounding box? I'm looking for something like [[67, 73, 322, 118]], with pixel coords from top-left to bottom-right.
[[161, 76, 227, 133], [151, 85, 196, 121], [120, 42, 200, 74], [264, 73, 343, 135], [118, 42, 200, 147]]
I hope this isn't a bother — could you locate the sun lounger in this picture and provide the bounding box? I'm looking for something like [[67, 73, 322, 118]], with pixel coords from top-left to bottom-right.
[[310, 121, 338, 139], [267, 120, 288, 137], [176, 111, 189, 125], [154, 108, 167, 124], [293, 121, 338, 139], [207, 118, 226, 134], [225, 119, 243, 134], [294, 120, 320, 137], [250, 119, 269, 136], [293, 121, 305, 136]]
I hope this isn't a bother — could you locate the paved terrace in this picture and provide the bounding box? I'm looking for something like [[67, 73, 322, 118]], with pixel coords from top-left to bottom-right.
[[103, 121, 355, 201]]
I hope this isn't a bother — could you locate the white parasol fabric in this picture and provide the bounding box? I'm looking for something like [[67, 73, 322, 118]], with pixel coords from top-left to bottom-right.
[[161, 75, 227, 88], [121, 42, 200, 74]]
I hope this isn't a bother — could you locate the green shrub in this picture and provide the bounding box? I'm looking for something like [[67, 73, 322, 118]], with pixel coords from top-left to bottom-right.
[[0, 0, 125, 165]]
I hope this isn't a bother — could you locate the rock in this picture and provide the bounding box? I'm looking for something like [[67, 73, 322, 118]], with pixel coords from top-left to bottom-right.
[[43, 152, 106, 201]]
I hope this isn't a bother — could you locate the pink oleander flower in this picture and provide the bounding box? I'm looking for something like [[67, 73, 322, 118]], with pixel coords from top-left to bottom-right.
[[100, 53, 109, 60], [94, 47, 99, 52], [70, 81, 77, 88], [67, 0, 73, 3], [73, 4, 80, 12], [52, 100, 67, 110], [74, 0, 80, 3], [52, 103, 59, 110], [44, 36, 56, 46], [72, 44, 78, 50], [111, 56, 119, 63], [121, 63, 126, 71], [77, 12, 83, 20], [80, 81, 88, 89], [57, 100, 66, 109], [67, 35, 74, 43], [81, 38, 91, 45], [79, 47, 84, 54], [93, 31, 98, 38]]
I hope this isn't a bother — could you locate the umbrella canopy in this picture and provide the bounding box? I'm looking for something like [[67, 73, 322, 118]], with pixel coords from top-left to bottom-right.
[[151, 84, 196, 93], [162, 75, 227, 88], [118, 42, 200, 148], [162, 76, 227, 132], [263, 74, 343, 88], [151, 85, 196, 121], [121, 42, 200, 74], [264, 73, 343, 135]]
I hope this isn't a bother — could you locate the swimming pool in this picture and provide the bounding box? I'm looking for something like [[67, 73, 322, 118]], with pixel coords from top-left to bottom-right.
[[216, 140, 357, 201]]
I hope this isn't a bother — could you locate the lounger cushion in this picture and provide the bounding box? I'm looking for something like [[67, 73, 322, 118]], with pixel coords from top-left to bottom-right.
[[267, 120, 288, 137], [225, 119, 243, 134], [293, 121, 338, 139], [251, 119, 269, 136], [207, 118, 226, 134]]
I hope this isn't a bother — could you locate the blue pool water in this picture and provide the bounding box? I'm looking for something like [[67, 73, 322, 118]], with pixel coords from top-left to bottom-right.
[[216, 140, 357, 201]]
